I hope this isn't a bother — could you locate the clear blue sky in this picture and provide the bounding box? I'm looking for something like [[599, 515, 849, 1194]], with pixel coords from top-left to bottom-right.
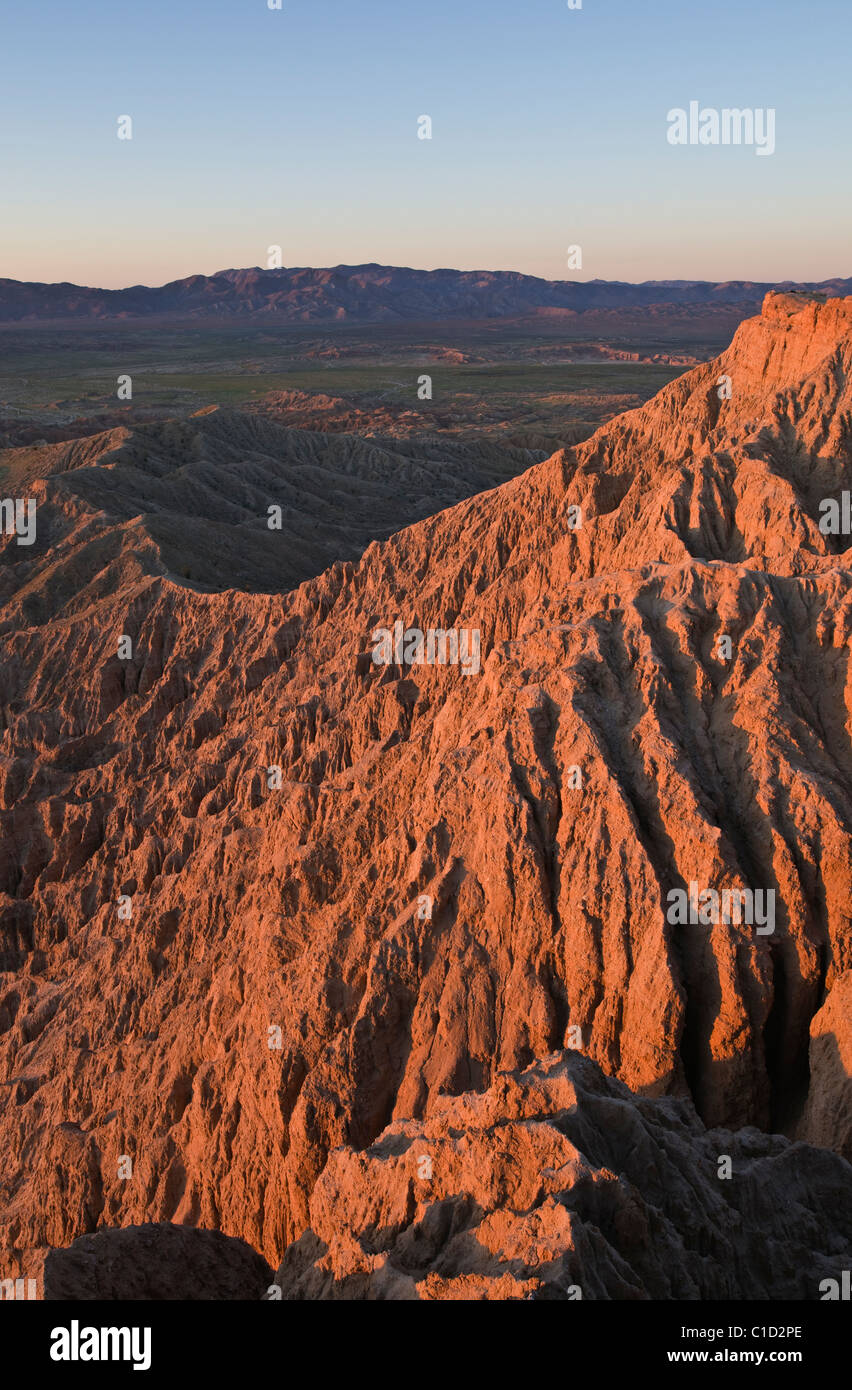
[[1, 0, 849, 288]]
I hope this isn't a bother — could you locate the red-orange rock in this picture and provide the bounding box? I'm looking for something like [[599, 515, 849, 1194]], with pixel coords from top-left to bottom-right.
[[796, 970, 852, 1161], [271, 1051, 852, 1300], [1, 293, 851, 1286]]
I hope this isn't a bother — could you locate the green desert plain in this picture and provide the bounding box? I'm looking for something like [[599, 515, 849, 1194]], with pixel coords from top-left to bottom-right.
[[0, 312, 731, 458]]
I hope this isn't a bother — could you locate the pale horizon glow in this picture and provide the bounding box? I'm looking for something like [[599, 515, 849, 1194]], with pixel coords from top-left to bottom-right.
[[2, 0, 850, 290]]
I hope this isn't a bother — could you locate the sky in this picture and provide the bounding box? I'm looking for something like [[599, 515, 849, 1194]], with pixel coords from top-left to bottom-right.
[[1, 0, 850, 288]]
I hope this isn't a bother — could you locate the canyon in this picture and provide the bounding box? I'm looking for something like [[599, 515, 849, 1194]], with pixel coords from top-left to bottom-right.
[[1, 290, 850, 1298]]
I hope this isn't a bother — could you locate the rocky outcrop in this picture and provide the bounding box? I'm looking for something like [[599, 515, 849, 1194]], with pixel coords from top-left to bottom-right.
[[1, 293, 851, 1287], [271, 1051, 852, 1300], [796, 971, 852, 1162], [42, 1224, 272, 1300], [0, 409, 540, 596]]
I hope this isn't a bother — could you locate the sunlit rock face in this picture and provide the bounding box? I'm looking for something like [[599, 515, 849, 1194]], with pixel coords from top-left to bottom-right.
[[1, 294, 851, 1292]]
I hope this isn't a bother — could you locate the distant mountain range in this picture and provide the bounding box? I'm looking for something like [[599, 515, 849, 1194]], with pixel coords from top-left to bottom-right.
[[1, 264, 851, 324]]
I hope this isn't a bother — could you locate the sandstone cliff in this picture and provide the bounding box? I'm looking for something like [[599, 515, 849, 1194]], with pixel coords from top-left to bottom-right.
[[1, 293, 850, 1287], [271, 1051, 852, 1300]]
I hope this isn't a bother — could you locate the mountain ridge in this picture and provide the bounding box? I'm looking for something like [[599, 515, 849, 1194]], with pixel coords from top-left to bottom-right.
[[2, 264, 851, 324], [1, 291, 850, 1287]]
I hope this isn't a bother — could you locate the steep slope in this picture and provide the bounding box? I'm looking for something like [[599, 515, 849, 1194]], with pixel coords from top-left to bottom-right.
[[0, 410, 540, 596], [271, 1051, 852, 1300], [1, 293, 851, 1284], [1, 264, 850, 324]]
